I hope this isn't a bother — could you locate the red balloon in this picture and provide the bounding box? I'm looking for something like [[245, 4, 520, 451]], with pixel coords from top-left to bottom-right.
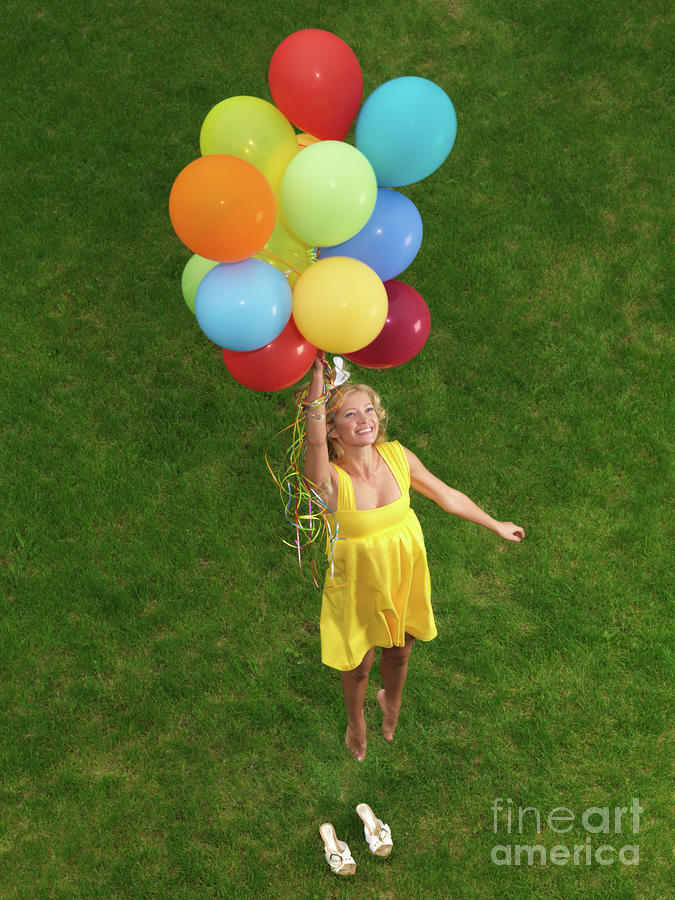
[[345, 280, 431, 369], [222, 317, 316, 391], [268, 29, 363, 140]]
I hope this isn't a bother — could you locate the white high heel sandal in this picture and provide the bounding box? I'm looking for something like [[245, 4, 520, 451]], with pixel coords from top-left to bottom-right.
[[355, 803, 393, 858], [319, 823, 356, 876]]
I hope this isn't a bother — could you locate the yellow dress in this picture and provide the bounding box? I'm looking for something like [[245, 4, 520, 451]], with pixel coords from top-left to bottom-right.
[[320, 440, 437, 671]]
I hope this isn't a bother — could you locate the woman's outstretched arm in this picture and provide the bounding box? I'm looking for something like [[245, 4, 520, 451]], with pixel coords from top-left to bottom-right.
[[403, 447, 525, 542]]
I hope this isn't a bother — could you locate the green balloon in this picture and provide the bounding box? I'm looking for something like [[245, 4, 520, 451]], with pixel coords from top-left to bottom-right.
[[280, 140, 377, 247], [181, 254, 219, 314]]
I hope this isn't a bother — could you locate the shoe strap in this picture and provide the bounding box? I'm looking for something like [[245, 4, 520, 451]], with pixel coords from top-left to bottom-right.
[[325, 844, 355, 872], [364, 822, 392, 851]]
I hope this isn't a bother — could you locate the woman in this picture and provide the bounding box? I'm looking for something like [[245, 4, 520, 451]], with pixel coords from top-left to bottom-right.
[[303, 353, 524, 761]]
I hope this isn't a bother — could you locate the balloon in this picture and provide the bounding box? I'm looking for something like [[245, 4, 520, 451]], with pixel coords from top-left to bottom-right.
[[319, 188, 423, 282], [280, 141, 377, 247], [255, 213, 312, 288], [356, 77, 457, 187], [194, 259, 292, 352], [181, 254, 219, 314], [345, 280, 430, 368], [292, 257, 387, 354], [169, 154, 276, 262], [297, 132, 320, 150], [268, 29, 363, 140], [222, 317, 316, 392], [199, 96, 298, 195]]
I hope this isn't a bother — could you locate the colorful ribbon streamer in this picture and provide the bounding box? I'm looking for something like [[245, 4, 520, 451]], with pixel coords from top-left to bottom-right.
[[265, 359, 343, 586]]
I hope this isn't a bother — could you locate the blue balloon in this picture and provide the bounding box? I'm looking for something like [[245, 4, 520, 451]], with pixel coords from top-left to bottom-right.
[[194, 259, 292, 352], [356, 77, 457, 187], [319, 188, 423, 282]]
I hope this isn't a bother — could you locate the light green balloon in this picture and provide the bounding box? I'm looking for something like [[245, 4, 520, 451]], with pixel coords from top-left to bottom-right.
[[181, 254, 219, 314], [280, 141, 377, 247]]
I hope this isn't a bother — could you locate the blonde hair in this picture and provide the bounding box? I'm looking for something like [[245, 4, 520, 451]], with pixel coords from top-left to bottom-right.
[[325, 383, 388, 461]]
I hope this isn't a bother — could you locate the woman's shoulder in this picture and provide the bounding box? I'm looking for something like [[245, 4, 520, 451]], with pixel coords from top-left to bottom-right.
[[380, 439, 409, 457], [384, 441, 424, 477], [328, 459, 349, 485], [378, 440, 413, 473]]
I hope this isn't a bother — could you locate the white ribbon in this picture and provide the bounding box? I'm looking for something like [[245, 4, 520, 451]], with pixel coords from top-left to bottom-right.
[[332, 356, 351, 387]]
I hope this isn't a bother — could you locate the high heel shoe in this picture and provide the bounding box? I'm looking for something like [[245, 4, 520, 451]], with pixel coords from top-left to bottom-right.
[[355, 803, 393, 858], [319, 823, 356, 876]]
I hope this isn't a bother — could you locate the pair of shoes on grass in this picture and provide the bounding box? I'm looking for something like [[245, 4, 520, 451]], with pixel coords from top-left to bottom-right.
[[319, 803, 392, 876]]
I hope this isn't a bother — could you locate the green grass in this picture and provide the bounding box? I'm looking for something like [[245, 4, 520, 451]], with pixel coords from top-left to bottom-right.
[[1, 0, 672, 897]]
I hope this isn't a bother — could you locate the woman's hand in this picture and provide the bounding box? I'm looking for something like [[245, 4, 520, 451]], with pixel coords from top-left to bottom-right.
[[311, 349, 325, 374], [495, 522, 525, 542], [306, 350, 326, 401]]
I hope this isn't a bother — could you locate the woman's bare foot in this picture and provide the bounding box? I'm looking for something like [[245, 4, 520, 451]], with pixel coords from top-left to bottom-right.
[[345, 718, 367, 762], [377, 689, 400, 741]]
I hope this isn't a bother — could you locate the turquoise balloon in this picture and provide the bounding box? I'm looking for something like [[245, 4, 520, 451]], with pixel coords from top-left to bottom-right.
[[356, 77, 457, 187], [194, 259, 292, 352], [181, 254, 219, 314]]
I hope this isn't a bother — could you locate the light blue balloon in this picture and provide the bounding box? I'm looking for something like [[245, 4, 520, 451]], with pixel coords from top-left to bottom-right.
[[356, 77, 457, 187], [194, 259, 292, 352], [319, 188, 423, 282]]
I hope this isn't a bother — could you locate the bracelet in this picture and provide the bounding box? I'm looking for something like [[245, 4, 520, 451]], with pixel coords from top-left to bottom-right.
[[305, 412, 326, 419], [301, 392, 329, 412]]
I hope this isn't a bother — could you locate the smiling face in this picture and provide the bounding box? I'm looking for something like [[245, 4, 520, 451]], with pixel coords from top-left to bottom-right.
[[324, 383, 387, 461], [331, 389, 380, 448]]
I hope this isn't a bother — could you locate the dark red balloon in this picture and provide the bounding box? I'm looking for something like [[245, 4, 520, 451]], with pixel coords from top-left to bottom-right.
[[268, 29, 363, 140], [345, 280, 430, 369], [222, 317, 316, 391]]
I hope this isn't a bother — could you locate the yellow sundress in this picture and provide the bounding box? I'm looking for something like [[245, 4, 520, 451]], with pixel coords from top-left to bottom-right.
[[320, 440, 437, 671]]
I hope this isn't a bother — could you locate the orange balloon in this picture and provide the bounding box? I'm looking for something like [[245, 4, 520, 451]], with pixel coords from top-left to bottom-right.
[[297, 132, 320, 150], [169, 154, 276, 262]]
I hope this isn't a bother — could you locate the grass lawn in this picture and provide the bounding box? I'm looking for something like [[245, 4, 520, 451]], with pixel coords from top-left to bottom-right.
[[1, 0, 672, 897]]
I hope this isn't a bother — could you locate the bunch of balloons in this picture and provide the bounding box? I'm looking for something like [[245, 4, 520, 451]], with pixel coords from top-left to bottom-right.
[[169, 29, 457, 391]]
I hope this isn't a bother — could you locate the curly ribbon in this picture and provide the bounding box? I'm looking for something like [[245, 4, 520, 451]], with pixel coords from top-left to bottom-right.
[[257, 247, 302, 278], [265, 359, 343, 586], [257, 245, 319, 281]]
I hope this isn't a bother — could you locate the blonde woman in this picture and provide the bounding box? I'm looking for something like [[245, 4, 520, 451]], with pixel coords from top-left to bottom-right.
[[304, 353, 524, 761]]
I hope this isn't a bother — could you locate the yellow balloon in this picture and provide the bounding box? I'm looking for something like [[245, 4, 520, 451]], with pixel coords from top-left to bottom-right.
[[255, 214, 312, 287], [200, 96, 298, 194], [292, 257, 387, 353]]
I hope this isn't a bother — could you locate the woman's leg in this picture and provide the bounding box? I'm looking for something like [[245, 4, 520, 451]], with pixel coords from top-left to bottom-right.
[[377, 633, 415, 740], [340, 648, 375, 761]]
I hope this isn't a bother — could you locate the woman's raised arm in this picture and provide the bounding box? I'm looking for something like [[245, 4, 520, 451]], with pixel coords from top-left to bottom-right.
[[303, 352, 336, 501]]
